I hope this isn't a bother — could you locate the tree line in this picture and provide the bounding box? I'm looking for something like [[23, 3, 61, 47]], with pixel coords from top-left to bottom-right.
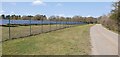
[[98, 1, 120, 33], [0, 14, 97, 24], [0, 14, 47, 20]]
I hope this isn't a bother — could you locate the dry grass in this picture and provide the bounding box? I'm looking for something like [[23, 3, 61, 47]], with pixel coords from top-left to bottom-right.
[[3, 24, 94, 55], [2, 24, 73, 41]]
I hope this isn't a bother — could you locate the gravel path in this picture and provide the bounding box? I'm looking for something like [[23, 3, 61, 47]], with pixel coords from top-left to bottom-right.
[[90, 24, 118, 55]]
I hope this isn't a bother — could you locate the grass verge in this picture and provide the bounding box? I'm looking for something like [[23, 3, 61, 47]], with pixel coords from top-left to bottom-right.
[[3, 24, 94, 55]]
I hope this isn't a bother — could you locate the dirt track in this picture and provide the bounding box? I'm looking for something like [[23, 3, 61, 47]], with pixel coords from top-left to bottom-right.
[[90, 24, 118, 55]]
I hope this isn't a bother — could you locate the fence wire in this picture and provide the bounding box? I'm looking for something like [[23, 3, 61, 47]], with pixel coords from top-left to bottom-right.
[[2, 18, 84, 42]]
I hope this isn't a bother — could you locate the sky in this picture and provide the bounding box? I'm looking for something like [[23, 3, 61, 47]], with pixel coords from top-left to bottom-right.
[[0, 0, 113, 17], [1, 0, 116, 2]]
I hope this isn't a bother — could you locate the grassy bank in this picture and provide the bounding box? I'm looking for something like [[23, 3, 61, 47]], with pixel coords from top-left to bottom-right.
[[3, 24, 94, 55]]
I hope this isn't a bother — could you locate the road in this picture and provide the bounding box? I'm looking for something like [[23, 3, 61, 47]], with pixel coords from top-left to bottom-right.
[[90, 24, 118, 55]]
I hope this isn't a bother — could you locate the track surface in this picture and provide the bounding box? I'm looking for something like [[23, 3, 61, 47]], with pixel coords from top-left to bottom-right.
[[90, 24, 118, 55]]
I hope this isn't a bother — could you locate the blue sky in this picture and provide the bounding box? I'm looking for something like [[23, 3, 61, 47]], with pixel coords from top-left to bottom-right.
[[1, 0, 116, 2], [1, 1, 113, 17]]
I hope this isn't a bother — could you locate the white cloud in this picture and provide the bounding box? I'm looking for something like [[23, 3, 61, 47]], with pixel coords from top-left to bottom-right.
[[32, 0, 45, 5], [56, 3, 62, 6], [93, 16, 99, 18], [58, 14, 65, 16], [0, 13, 2, 15], [54, 14, 65, 17], [54, 14, 72, 17], [88, 15, 92, 17], [82, 15, 91, 17], [85, 15, 92, 17], [11, 2, 16, 5], [0, 10, 5, 14], [82, 15, 99, 18], [11, 12, 15, 14]]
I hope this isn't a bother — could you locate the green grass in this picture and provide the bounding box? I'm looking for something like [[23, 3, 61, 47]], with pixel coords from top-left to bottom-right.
[[2, 24, 72, 41], [2, 24, 94, 55], [0, 27, 2, 56]]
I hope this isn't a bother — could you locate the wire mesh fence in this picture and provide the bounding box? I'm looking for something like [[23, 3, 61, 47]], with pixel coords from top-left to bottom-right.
[[1, 18, 85, 42]]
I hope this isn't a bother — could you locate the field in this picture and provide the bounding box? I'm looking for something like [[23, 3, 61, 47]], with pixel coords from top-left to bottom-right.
[[2, 24, 74, 41], [2, 24, 94, 55]]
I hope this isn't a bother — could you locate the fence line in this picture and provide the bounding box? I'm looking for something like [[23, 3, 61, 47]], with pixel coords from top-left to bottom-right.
[[2, 19, 85, 42]]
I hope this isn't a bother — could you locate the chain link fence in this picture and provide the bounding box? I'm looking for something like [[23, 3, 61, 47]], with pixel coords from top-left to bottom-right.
[[2, 18, 85, 42]]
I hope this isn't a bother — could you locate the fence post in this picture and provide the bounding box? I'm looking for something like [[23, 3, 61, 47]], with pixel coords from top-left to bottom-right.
[[69, 19, 70, 27], [56, 19, 57, 30], [66, 20, 67, 28], [70, 19, 71, 27], [30, 18, 32, 35], [59, 19, 61, 29], [41, 19, 43, 33], [49, 19, 51, 31], [63, 20, 64, 28], [9, 18, 11, 39], [58, 19, 59, 29]]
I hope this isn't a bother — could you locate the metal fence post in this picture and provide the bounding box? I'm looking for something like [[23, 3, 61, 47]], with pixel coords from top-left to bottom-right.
[[41, 19, 43, 33], [63, 20, 64, 28], [49, 19, 51, 31], [30, 18, 32, 35], [69, 19, 70, 27], [59, 19, 61, 29], [9, 18, 11, 39], [58, 18, 60, 30], [56, 19, 57, 30], [66, 20, 67, 28]]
